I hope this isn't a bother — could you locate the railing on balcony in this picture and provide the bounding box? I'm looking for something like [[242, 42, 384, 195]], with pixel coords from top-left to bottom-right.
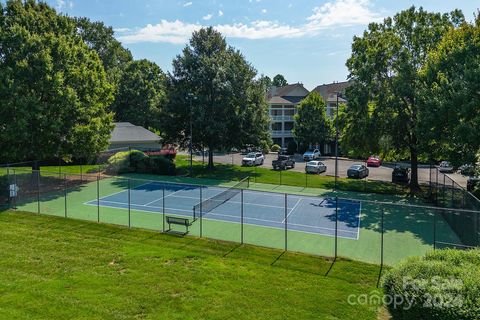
[[271, 130, 294, 137], [270, 115, 294, 121]]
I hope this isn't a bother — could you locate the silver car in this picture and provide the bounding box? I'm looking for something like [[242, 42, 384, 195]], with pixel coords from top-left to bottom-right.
[[305, 161, 326, 174], [438, 161, 454, 173]]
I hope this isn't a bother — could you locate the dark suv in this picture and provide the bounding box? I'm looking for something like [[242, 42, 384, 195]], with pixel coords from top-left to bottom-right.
[[272, 155, 295, 170], [392, 166, 410, 184]]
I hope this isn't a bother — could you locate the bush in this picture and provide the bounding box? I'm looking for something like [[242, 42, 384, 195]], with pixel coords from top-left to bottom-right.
[[105, 150, 175, 176], [106, 150, 149, 174], [271, 144, 281, 152], [382, 249, 480, 320]]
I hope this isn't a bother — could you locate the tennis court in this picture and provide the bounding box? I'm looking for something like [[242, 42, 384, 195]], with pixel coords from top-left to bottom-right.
[[85, 180, 361, 240]]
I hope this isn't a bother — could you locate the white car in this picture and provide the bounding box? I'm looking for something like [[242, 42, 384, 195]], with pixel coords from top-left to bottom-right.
[[305, 161, 326, 174], [242, 152, 264, 166], [303, 149, 321, 161], [438, 161, 454, 173]]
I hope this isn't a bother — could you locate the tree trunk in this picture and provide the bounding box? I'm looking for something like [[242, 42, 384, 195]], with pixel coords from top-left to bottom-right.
[[409, 145, 421, 193], [207, 148, 214, 170]]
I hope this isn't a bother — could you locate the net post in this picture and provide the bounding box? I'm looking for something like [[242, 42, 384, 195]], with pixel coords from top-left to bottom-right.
[[284, 193, 288, 252], [241, 189, 244, 244], [36, 170, 40, 214], [97, 175, 100, 223], [200, 186, 203, 238], [128, 179, 131, 228], [64, 173, 67, 218], [335, 196, 338, 259], [381, 207, 384, 268]]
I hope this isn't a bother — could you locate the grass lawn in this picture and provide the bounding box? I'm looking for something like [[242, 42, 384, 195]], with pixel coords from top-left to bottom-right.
[[0, 210, 384, 319]]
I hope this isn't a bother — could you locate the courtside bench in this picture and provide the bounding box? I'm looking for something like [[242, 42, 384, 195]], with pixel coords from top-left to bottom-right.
[[166, 216, 191, 234]]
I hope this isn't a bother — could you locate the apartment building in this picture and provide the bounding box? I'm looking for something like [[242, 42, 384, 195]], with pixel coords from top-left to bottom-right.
[[267, 83, 309, 148], [267, 80, 352, 152]]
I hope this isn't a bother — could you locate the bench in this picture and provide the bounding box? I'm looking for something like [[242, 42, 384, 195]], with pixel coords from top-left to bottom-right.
[[166, 216, 191, 234]]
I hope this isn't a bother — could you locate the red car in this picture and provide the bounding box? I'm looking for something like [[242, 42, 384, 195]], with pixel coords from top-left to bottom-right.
[[366, 156, 382, 167]]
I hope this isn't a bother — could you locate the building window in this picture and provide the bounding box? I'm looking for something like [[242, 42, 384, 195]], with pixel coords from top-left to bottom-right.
[[283, 104, 294, 109], [271, 109, 282, 116], [272, 122, 282, 131], [284, 109, 294, 116], [284, 122, 294, 131]]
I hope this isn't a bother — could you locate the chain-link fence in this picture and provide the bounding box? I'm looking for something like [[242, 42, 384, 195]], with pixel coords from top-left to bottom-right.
[[3, 168, 478, 266]]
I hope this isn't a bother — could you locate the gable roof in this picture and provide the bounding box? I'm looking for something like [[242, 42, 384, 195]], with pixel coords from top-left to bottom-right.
[[110, 122, 160, 143], [311, 80, 353, 103], [267, 83, 309, 104]]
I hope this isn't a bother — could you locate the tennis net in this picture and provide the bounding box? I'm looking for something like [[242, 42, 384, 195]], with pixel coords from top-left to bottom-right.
[[193, 177, 249, 219]]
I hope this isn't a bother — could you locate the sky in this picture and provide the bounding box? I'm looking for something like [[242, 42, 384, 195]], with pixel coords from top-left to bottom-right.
[[41, 0, 479, 90]]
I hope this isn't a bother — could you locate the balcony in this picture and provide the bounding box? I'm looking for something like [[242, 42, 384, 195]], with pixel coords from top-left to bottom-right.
[[270, 115, 294, 121], [271, 130, 294, 137]]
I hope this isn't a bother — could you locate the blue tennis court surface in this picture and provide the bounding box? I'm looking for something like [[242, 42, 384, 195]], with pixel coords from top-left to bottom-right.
[[85, 181, 361, 239]]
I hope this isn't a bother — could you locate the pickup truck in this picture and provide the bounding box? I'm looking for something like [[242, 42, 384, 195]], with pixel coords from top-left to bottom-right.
[[272, 155, 295, 170]]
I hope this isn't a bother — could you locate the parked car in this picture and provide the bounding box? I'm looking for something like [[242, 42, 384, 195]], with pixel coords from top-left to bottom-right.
[[303, 149, 321, 161], [392, 165, 410, 184], [458, 164, 476, 176], [438, 161, 454, 173], [347, 164, 369, 179], [305, 161, 326, 174], [242, 152, 264, 166], [278, 147, 294, 156], [467, 176, 480, 192], [272, 155, 295, 170], [366, 155, 382, 167]]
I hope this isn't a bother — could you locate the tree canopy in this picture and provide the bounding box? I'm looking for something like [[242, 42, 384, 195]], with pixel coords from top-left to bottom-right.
[[293, 92, 334, 148], [345, 6, 464, 190], [111, 59, 166, 130], [162, 27, 271, 168], [272, 74, 288, 87], [0, 0, 114, 162], [421, 16, 480, 167]]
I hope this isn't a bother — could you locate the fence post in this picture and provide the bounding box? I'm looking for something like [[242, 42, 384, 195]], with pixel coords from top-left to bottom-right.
[[64, 174, 67, 218], [435, 169, 439, 206], [162, 187, 165, 232], [284, 193, 288, 251], [128, 179, 131, 228], [305, 172, 307, 189], [335, 197, 338, 259], [451, 180, 455, 207], [36, 170, 40, 214], [433, 210, 437, 250], [12, 169, 17, 210], [280, 169, 282, 186], [97, 175, 100, 223], [200, 186, 203, 238], [381, 207, 384, 268], [443, 174, 446, 205], [241, 189, 244, 244]]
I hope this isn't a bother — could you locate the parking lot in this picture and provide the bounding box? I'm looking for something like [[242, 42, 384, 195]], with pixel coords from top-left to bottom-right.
[[194, 152, 469, 188]]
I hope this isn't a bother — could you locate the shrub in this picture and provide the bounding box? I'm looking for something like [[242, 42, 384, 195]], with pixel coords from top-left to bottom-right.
[[105, 150, 149, 174], [271, 144, 281, 152], [382, 249, 480, 320], [144, 156, 176, 175]]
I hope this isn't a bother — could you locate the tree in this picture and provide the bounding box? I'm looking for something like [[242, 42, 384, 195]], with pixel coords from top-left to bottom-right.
[[345, 6, 464, 191], [272, 74, 288, 87], [259, 74, 272, 92], [162, 27, 271, 169], [421, 15, 480, 167], [111, 59, 166, 129], [0, 0, 114, 163], [74, 17, 133, 86], [293, 92, 334, 148]]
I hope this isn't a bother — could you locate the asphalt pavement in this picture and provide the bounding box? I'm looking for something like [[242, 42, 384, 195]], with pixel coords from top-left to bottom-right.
[[192, 152, 469, 188]]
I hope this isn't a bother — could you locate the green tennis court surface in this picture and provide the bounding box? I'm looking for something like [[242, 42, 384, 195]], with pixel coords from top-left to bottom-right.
[[12, 172, 462, 265]]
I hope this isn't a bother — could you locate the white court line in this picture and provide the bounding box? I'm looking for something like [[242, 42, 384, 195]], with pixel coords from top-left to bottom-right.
[[83, 200, 359, 238], [143, 186, 189, 206], [97, 182, 151, 200], [282, 198, 302, 223]]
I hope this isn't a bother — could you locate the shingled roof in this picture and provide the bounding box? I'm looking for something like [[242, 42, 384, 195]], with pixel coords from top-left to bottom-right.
[[267, 83, 309, 104], [110, 122, 160, 143], [311, 80, 353, 103]]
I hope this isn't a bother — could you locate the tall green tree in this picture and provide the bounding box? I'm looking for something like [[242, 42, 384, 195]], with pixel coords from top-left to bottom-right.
[[272, 74, 288, 87], [421, 15, 480, 167], [345, 6, 463, 190], [259, 74, 272, 92], [112, 59, 166, 129], [162, 27, 271, 169], [0, 0, 114, 162], [293, 92, 334, 148], [74, 17, 133, 86]]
